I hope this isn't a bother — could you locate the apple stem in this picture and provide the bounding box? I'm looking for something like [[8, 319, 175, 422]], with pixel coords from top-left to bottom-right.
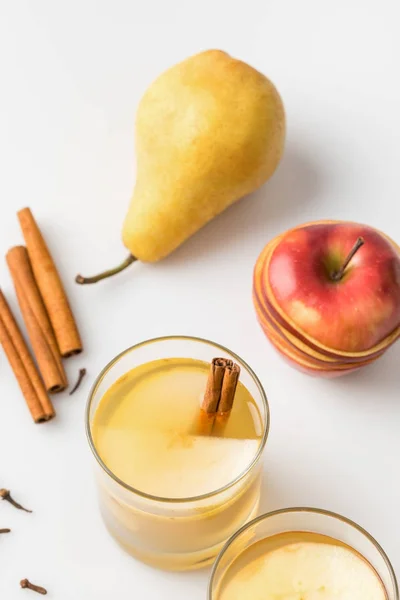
[[75, 254, 137, 284], [331, 237, 365, 281]]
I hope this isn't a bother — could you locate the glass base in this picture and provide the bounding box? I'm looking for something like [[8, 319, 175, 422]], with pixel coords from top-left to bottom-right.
[[101, 499, 260, 571]]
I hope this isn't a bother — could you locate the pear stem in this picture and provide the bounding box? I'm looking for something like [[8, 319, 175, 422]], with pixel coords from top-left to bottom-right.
[[331, 237, 364, 281], [75, 254, 137, 284]]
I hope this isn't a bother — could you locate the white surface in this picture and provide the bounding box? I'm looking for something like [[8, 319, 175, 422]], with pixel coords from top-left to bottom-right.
[[0, 1, 399, 598]]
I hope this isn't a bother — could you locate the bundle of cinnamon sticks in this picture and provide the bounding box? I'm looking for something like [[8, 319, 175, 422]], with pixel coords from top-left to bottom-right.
[[0, 208, 82, 423]]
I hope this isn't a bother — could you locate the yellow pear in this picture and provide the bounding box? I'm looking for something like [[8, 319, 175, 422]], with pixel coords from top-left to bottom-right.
[[77, 50, 285, 284]]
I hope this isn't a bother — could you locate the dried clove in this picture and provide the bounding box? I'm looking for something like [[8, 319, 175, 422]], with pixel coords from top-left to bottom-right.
[[20, 579, 47, 595], [0, 489, 32, 513], [69, 367, 87, 395], [0, 528, 11, 533]]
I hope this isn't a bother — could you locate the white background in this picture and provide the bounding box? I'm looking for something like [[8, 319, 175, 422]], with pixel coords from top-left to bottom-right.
[[1, 1, 399, 598]]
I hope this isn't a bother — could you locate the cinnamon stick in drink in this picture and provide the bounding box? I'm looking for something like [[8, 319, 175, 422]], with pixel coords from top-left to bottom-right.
[[197, 358, 240, 435], [0, 290, 55, 422], [18, 207, 82, 358], [197, 358, 230, 435], [217, 361, 240, 412], [202, 358, 230, 413], [6, 247, 67, 393], [213, 361, 240, 437]]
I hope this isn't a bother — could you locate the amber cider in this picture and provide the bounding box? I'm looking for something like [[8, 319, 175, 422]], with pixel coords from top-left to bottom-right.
[[91, 357, 263, 570]]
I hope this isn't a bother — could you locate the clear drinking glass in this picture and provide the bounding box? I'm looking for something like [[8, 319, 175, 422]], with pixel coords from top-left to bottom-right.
[[86, 336, 269, 571], [209, 507, 399, 599]]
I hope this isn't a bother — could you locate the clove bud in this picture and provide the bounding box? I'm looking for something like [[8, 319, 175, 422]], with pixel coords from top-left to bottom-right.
[[20, 579, 47, 595], [0, 489, 32, 512], [69, 367, 87, 395]]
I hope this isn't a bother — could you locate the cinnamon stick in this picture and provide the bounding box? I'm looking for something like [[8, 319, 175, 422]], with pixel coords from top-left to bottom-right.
[[213, 361, 240, 436], [196, 411, 216, 437], [18, 207, 82, 358], [217, 361, 240, 413], [7, 247, 67, 393], [0, 290, 55, 423], [197, 358, 240, 435], [202, 358, 231, 413]]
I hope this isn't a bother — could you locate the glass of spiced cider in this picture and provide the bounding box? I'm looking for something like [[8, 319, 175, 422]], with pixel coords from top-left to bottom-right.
[[86, 336, 269, 571], [209, 507, 398, 600]]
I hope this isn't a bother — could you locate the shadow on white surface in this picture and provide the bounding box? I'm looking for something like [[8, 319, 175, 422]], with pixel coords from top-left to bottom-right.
[[330, 343, 400, 399], [159, 143, 323, 268]]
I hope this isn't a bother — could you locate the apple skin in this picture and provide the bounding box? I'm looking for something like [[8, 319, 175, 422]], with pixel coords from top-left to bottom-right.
[[258, 261, 392, 362], [253, 235, 391, 362], [253, 287, 385, 367], [257, 321, 370, 378], [267, 222, 400, 353], [253, 291, 380, 377], [253, 220, 400, 378]]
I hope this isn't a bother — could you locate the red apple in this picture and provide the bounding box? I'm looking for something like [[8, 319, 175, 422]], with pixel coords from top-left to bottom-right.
[[267, 222, 400, 353], [253, 220, 400, 377]]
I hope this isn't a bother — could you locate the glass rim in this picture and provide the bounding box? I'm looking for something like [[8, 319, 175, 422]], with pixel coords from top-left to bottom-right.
[[208, 506, 399, 599], [85, 335, 270, 504]]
